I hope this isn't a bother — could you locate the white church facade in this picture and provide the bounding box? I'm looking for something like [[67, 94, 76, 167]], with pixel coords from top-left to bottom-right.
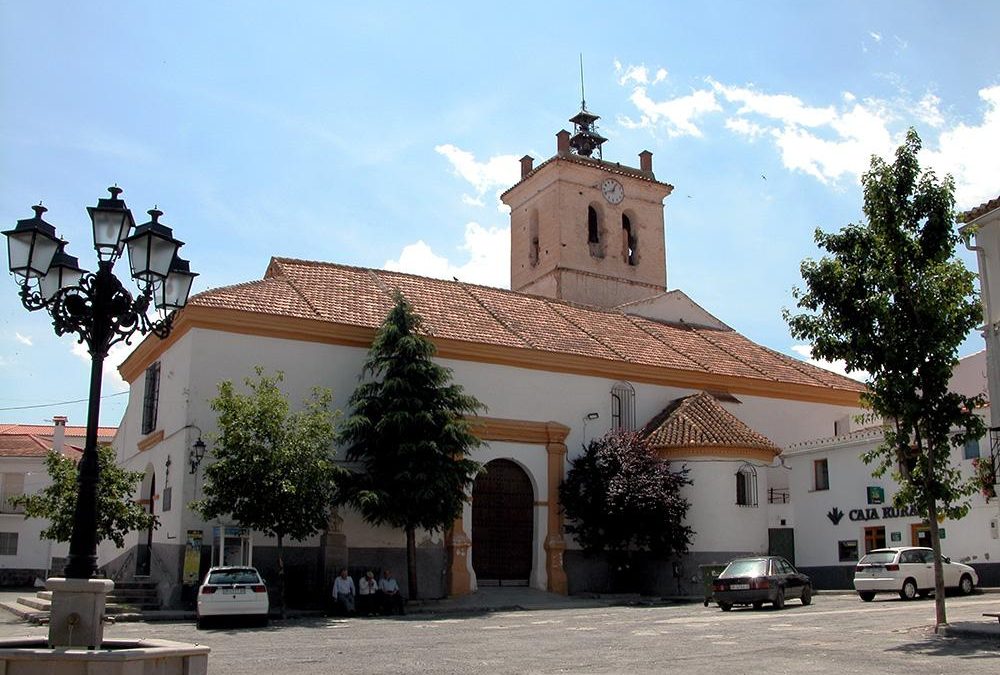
[[106, 107, 871, 607]]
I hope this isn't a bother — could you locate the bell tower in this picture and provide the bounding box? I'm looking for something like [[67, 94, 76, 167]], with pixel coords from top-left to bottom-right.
[[501, 105, 673, 309]]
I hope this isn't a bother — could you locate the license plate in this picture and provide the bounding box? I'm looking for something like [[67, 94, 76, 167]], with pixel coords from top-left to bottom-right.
[[729, 583, 749, 590], [230, 588, 246, 594]]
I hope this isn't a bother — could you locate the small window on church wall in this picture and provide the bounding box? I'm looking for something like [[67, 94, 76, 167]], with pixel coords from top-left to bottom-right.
[[610, 382, 635, 431], [529, 209, 540, 266], [735, 464, 758, 507], [622, 215, 638, 266]]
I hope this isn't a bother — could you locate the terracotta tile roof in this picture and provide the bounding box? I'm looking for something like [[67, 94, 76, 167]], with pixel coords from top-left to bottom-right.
[[186, 257, 866, 396], [641, 392, 780, 453], [0, 423, 109, 458], [959, 195, 1000, 223]]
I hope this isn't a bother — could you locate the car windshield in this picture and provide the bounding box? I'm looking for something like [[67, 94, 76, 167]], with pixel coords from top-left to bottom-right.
[[207, 569, 260, 585], [722, 559, 769, 577], [858, 551, 896, 565]]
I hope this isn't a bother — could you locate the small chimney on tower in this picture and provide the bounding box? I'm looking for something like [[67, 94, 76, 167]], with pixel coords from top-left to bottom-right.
[[556, 130, 570, 155], [639, 150, 653, 174], [52, 416, 67, 454], [520, 155, 534, 178]]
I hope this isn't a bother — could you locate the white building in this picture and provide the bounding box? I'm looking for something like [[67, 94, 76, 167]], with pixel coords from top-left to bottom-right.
[[0, 418, 115, 586], [784, 350, 999, 588], [107, 107, 867, 607]]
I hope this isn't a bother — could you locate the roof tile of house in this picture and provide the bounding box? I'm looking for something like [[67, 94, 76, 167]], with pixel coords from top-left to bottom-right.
[[0, 423, 110, 458], [641, 392, 781, 452], [187, 257, 866, 396], [960, 195, 1000, 222]]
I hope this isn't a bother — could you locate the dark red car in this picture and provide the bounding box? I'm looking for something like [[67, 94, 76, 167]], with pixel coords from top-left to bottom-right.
[[712, 556, 813, 611]]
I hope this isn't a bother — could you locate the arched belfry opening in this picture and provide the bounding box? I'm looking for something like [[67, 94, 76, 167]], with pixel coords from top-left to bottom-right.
[[472, 459, 534, 586]]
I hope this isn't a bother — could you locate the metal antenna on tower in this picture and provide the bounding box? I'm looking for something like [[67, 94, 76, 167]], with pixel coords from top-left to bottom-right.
[[579, 54, 586, 111]]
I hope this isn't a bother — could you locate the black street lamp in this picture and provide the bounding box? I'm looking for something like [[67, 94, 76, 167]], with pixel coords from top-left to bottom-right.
[[3, 186, 197, 580]]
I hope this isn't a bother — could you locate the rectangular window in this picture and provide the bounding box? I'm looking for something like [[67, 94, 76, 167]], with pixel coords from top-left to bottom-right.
[[735, 466, 758, 507], [866, 486, 884, 505], [0, 474, 25, 513], [141, 362, 161, 435], [838, 540, 859, 562], [813, 458, 830, 491], [162, 486, 172, 513], [0, 532, 18, 556], [864, 526, 886, 553], [964, 438, 980, 460]]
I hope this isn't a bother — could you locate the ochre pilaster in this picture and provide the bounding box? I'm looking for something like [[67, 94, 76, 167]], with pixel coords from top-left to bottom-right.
[[446, 515, 472, 597], [545, 437, 568, 594]]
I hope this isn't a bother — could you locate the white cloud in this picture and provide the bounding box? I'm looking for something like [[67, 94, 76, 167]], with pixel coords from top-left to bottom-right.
[[71, 341, 130, 392], [914, 92, 945, 128], [710, 79, 838, 128], [384, 222, 510, 289], [724, 117, 767, 140], [869, 31, 882, 42], [15, 333, 33, 347], [616, 62, 650, 86], [653, 68, 668, 85], [790, 345, 868, 382], [920, 85, 1000, 208], [621, 86, 721, 137], [434, 145, 521, 209]]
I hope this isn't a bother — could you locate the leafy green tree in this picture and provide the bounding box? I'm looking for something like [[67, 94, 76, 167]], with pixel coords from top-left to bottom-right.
[[193, 367, 342, 617], [785, 129, 984, 628], [559, 430, 693, 591], [10, 445, 156, 549], [337, 291, 485, 600]]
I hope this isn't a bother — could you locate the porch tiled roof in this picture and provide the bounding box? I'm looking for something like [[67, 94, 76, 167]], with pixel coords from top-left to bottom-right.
[[186, 257, 866, 396], [641, 392, 781, 453]]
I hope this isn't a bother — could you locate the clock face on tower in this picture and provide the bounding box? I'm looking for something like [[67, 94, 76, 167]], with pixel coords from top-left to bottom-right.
[[601, 178, 624, 204]]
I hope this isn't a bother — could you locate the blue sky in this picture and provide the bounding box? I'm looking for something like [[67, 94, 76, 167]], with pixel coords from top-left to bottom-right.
[[2, 1, 998, 427]]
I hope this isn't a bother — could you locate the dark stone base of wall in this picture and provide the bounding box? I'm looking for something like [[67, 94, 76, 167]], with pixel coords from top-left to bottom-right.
[[564, 550, 753, 598], [0, 569, 46, 587]]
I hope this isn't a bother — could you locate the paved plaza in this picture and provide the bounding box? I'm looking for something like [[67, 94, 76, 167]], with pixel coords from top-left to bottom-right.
[[1, 591, 997, 673]]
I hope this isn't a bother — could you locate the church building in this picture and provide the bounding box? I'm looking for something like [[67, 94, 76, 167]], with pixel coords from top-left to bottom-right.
[[107, 106, 866, 608]]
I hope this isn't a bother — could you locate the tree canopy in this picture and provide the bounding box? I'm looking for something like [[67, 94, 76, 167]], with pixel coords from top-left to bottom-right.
[[559, 430, 693, 588], [193, 366, 342, 616], [337, 291, 485, 599], [10, 445, 155, 549], [785, 128, 984, 627]]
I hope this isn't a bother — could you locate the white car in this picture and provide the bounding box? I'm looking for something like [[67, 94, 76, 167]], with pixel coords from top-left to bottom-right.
[[196, 566, 270, 628], [853, 546, 978, 601]]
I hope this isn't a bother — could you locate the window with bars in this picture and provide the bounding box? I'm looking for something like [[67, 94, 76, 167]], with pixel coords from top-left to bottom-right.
[[141, 361, 161, 435], [0, 532, 18, 556], [0, 474, 24, 513], [735, 463, 758, 507], [610, 382, 635, 431], [813, 458, 830, 491]]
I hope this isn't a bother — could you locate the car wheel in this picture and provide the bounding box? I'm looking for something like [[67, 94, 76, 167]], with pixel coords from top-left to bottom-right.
[[958, 574, 974, 596], [718, 602, 732, 612], [773, 587, 785, 610], [752, 601, 764, 610], [858, 592, 875, 602], [801, 585, 812, 606], [196, 616, 207, 630], [899, 579, 917, 601]]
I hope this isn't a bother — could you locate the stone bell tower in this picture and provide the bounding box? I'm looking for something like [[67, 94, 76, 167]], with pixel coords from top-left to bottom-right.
[[501, 105, 673, 309]]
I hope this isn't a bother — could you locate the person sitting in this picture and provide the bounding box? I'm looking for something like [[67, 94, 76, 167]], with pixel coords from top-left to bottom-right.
[[332, 568, 356, 615], [357, 570, 378, 616], [378, 568, 405, 615]]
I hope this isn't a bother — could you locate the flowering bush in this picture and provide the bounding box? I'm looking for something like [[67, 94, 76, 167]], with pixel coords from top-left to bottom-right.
[[972, 455, 997, 500]]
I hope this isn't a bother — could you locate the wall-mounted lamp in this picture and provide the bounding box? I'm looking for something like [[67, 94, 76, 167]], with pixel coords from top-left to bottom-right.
[[584, 412, 600, 421], [184, 424, 207, 474]]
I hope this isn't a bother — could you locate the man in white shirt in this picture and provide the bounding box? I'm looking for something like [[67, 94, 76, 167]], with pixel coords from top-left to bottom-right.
[[378, 568, 405, 615], [332, 568, 356, 615], [358, 570, 378, 615]]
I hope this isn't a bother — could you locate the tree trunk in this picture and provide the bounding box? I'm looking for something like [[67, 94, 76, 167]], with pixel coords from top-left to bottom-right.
[[927, 501, 948, 630], [277, 533, 286, 620], [406, 526, 418, 600]]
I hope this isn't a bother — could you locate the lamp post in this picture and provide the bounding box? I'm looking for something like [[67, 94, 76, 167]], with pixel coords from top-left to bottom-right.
[[3, 187, 197, 646]]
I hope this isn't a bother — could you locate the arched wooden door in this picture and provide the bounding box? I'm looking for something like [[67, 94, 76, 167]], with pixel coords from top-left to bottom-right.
[[472, 459, 534, 586]]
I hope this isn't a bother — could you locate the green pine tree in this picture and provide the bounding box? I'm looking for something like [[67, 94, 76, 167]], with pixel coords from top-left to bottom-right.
[[337, 291, 485, 600]]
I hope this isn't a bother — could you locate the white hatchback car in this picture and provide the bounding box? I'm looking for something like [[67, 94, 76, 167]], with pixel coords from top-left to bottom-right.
[[196, 566, 270, 628], [853, 546, 978, 601]]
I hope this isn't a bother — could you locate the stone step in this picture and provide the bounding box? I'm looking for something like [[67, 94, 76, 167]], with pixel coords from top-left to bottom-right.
[[18, 595, 50, 612], [0, 600, 47, 625]]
